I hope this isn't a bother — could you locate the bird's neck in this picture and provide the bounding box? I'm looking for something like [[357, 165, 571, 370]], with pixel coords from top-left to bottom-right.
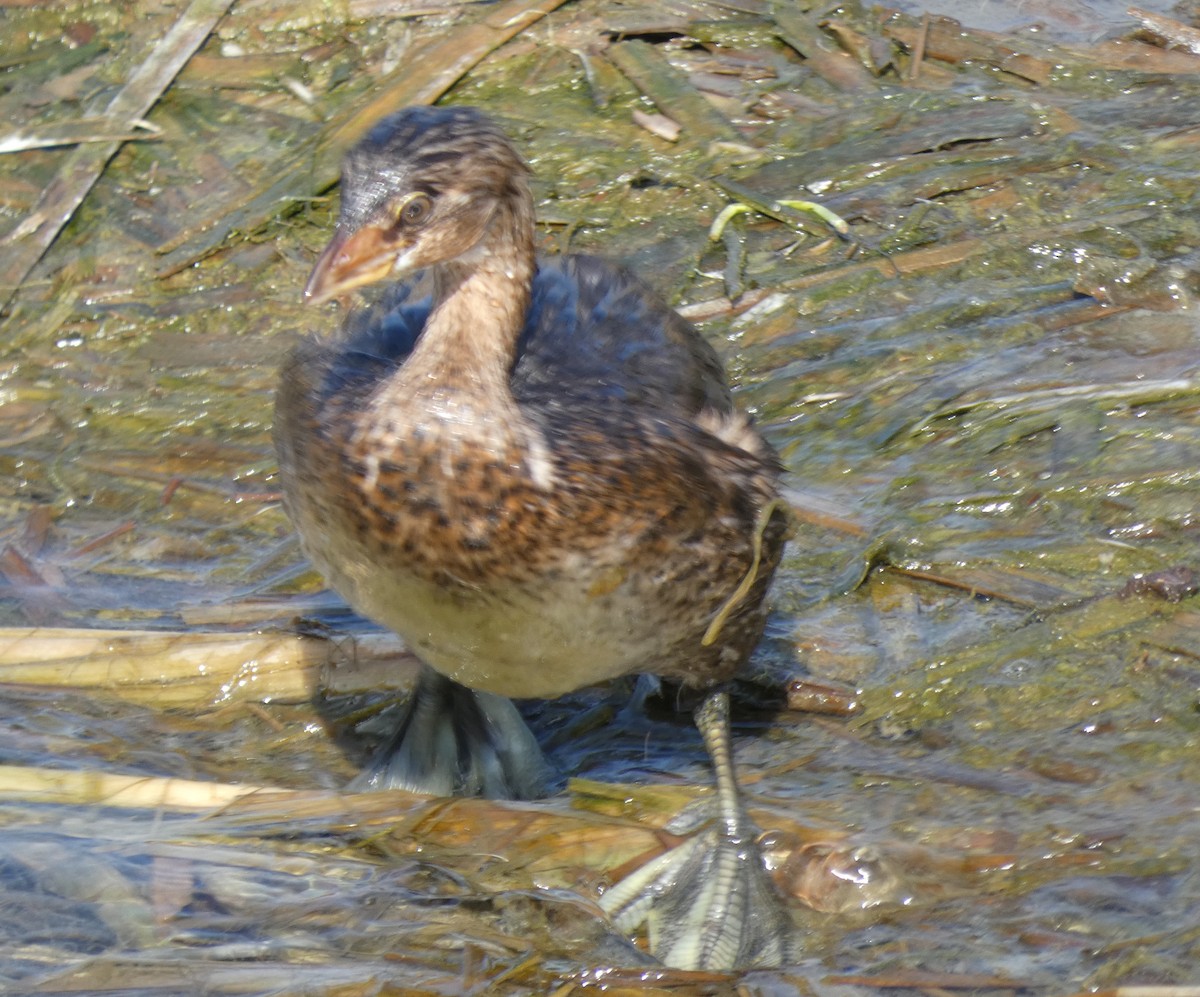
[[361, 193, 547, 492], [403, 196, 536, 396]]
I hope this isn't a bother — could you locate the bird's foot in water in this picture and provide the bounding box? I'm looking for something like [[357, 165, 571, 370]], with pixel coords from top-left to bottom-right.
[[349, 666, 552, 800], [597, 691, 793, 970], [597, 814, 792, 970]]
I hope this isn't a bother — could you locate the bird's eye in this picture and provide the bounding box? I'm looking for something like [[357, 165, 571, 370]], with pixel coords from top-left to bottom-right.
[[399, 194, 431, 227]]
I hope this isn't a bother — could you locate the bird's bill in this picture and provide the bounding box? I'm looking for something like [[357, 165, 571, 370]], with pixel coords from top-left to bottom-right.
[[304, 225, 396, 305]]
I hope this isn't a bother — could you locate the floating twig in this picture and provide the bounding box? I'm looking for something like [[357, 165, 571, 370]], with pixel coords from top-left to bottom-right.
[[0, 627, 418, 707], [0, 118, 160, 155], [607, 39, 743, 148], [771, 2, 877, 92], [1129, 6, 1200, 55], [0, 763, 287, 810]]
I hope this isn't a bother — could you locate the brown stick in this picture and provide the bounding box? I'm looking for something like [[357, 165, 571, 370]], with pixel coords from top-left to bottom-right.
[[771, 2, 877, 93], [907, 11, 931, 81]]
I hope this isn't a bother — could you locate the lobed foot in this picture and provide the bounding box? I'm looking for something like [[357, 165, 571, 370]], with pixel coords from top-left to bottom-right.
[[349, 666, 551, 799], [598, 691, 794, 970]]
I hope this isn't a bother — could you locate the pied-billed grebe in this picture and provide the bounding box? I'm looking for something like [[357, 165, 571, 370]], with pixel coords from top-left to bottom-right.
[[274, 106, 792, 970]]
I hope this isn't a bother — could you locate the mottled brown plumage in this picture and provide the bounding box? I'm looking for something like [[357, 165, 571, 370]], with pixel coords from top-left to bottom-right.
[[274, 106, 792, 969]]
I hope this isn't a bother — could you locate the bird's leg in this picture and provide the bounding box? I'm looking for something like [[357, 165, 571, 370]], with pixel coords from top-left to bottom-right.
[[349, 666, 552, 800], [598, 690, 794, 969]]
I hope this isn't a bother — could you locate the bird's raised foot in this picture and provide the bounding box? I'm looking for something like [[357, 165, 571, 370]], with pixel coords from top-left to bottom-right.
[[598, 690, 794, 970], [597, 818, 792, 970]]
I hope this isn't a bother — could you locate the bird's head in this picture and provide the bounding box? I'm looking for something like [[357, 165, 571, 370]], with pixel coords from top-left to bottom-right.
[[305, 106, 531, 305]]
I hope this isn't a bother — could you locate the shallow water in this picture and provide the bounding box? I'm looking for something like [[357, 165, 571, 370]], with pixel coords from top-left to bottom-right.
[[890, 0, 1181, 43], [1, 0, 1200, 993]]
